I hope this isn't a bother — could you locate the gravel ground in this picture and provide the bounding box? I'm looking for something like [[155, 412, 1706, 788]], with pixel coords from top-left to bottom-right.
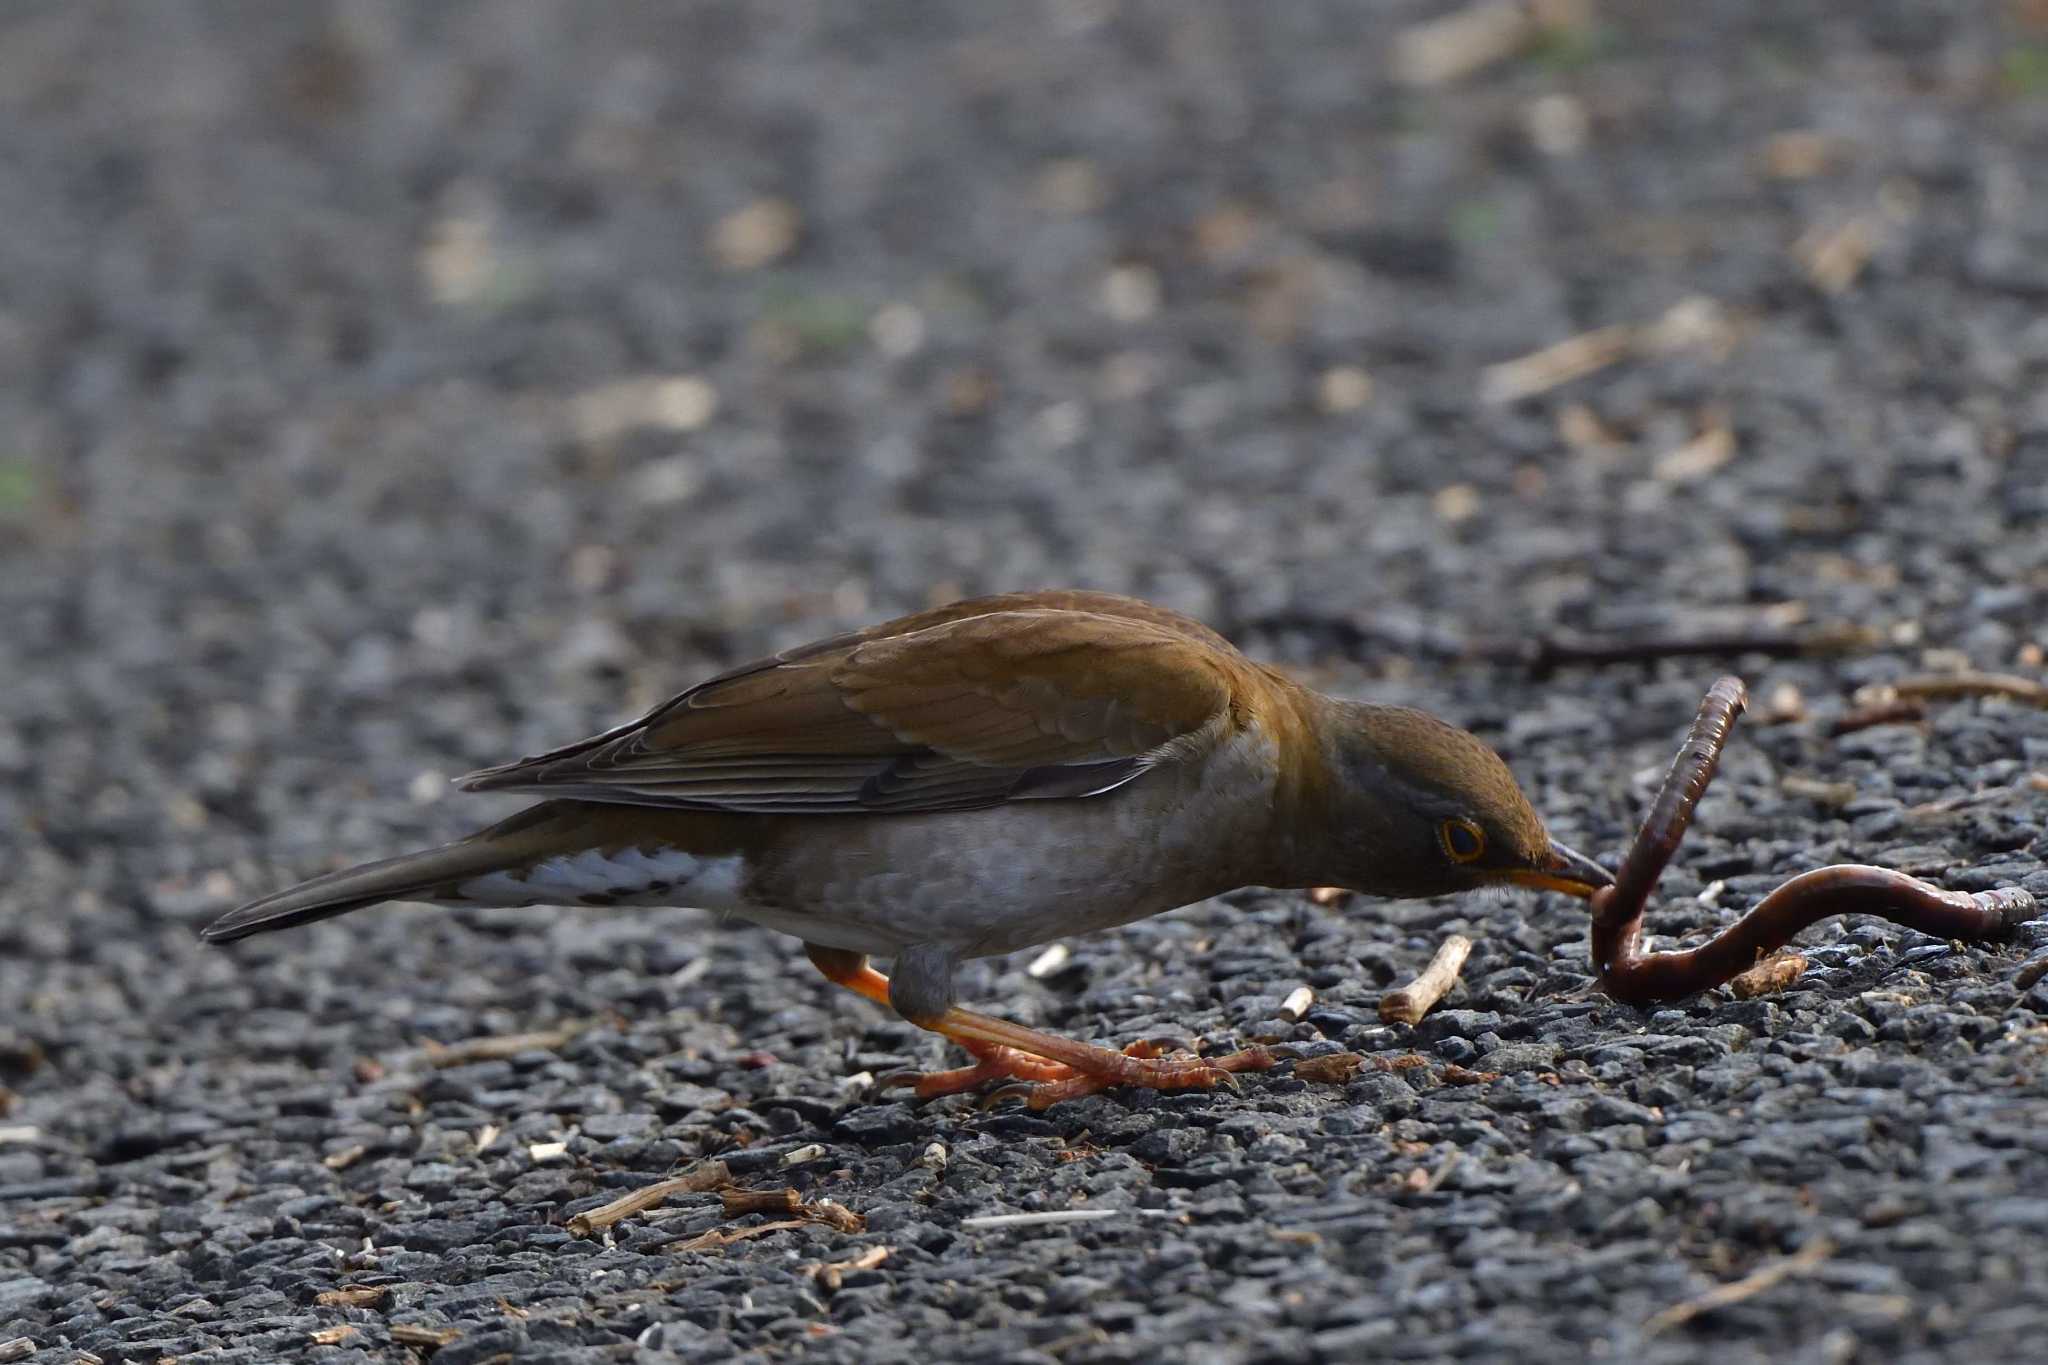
[[5, 4, 2048, 1362]]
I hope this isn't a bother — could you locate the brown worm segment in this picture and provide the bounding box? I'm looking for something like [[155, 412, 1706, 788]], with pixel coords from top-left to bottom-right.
[[1588, 675, 2041, 1005]]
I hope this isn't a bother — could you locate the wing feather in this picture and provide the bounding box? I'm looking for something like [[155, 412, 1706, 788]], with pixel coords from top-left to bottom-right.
[[458, 592, 1254, 815]]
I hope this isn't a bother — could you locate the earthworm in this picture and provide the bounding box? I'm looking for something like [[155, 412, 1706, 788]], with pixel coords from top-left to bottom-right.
[[1588, 675, 2040, 1005]]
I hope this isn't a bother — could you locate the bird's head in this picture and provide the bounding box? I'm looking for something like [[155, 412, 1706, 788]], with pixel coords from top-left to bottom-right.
[[1307, 701, 1611, 902]]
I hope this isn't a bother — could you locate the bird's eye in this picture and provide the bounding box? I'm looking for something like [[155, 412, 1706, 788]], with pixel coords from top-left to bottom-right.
[[1440, 818, 1485, 863]]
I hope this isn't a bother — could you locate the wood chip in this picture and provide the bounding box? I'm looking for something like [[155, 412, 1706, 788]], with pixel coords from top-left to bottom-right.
[[315, 1285, 389, 1308], [1391, 1, 1534, 87], [0, 1339, 34, 1364], [309, 1326, 358, 1346], [1278, 986, 1315, 1022], [1306, 886, 1350, 906], [1293, 1052, 1365, 1085], [1795, 216, 1875, 294], [723, 1187, 801, 1219], [1653, 414, 1736, 483], [566, 1160, 733, 1236], [1644, 1239, 1834, 1335], [389, 1324, 462, 1349], [1479, 325, 1635, 405], [1380, 935, 1474, 1025], [1780, 775, 1857, 807], [1026, 943, 1071, 978], [527, 1141, 568, 1163], [322, 1144, 366, 1171], [780, 1143, 827, 1166], [811, 1245, 892, 1292], [1728, 953, 1808, 998]]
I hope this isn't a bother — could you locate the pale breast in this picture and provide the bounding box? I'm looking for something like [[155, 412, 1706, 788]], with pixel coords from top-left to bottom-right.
[[737, 722, 1288, 958]]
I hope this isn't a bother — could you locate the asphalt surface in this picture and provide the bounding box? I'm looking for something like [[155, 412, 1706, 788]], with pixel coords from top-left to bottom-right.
[[4, 3, 2048, 1362]]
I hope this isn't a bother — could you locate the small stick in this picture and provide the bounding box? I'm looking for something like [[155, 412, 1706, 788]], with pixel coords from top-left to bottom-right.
[[1888, 671, 2048, 708], [1644, 1239, 1834, 1336], [960, 1208, 1184, 1230], [1828, 696, 1926, 736], [390, 1325, 462, 1349], [722, 1187, 801, 1219], [422, 1020, 590, 1066], [1379, 935, 1474, 1024], [0, 1340, 34, 1365], [565, 1160, 732, 1236], [1590, 678, 2039, 1004]]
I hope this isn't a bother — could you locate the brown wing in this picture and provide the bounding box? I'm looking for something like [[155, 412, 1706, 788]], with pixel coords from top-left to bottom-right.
[[458, 594, 1254, 815]]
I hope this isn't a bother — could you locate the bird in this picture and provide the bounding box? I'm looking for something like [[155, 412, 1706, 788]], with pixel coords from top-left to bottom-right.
[[202, 589, 1611, 1107]]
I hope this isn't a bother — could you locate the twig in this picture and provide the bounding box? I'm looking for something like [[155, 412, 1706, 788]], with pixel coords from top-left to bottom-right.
[[1643, 1239, 1835, 1335], [961, 1208, 1181, 1230], [1477, 623, 1880, 676], [721, 1186, 864, 1232], [1380, 935, 1474, 1025], [0, 1339, 34, 1364], [1293, 1052, 1365, 1085], [1888, 671, 2048, 708], [565, 1160, 732, 1236], [422, 1020, 591, 1066], [722, 1187, 800, 1219], [672, 1218, 810, 1254], [389, 1324, 462, 1349], [314, 1285, 389, 1308], [1828, 697, 1926, 736]]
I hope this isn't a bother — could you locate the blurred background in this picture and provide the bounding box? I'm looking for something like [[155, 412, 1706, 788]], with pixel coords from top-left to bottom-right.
[[3, 2, 2048, 1360]]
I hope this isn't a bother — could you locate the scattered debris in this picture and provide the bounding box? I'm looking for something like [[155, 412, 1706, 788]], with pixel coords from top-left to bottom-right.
[[566, 1160, 734, 1236], [527, 1141, 569, 1164], [309, 1326, 358, 1346], [1026, 944, 1071, 979], [780, 1143, 827, 1167], [389, 1324, 462, 1350], [1644, 1239, 1835, 1336], [1480, 296, 1734, 404], [711, 197, 800, 271], [315, 1285, 389, 1309], [423, 1020, 590, 1066], [1829, 695, 1927, 736], [1780, 775, 1858, 807], [1279, 986, 1315, 1023], [0, 1339, 34, 1364], [961, 1209, 1180, 1231], [810, 1245, 892, 1293], [1293, 1052, 1365, 1085], [1380, 935, 1474, 1025], [1728, 952, 1808, 998], [1795, 215, 1876, 294]]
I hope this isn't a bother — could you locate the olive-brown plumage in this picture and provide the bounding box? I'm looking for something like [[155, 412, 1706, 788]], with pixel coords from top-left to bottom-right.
[[204, 590, 1608, 1105]]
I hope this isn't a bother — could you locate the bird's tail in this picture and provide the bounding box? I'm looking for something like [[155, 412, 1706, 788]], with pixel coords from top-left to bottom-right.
[[199, 801, 581, 943]]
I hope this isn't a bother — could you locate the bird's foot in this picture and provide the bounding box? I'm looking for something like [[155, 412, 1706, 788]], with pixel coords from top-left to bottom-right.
[[985, 1040, 1284, 1109], [876, 1042, 1076, 1100]]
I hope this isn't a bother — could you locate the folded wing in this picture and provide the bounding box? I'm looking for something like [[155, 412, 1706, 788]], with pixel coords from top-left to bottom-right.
[[459, 599, 1252, 815]]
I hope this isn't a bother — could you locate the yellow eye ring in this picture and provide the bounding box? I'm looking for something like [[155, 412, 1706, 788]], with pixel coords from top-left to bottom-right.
[[1440, 818, 1485, 863]]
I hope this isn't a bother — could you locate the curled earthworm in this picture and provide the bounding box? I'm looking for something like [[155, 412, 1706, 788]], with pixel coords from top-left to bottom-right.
[[1589, 676, 2040, 1005]]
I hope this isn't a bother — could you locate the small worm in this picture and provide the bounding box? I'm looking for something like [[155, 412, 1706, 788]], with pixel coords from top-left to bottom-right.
[[1589, 675, 2040, 1005]]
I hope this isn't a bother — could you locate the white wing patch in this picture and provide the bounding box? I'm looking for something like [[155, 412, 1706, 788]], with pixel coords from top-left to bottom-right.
[[455, 846, 747, 909]]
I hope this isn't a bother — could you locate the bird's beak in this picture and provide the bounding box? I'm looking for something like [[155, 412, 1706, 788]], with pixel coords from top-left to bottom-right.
[[1503, 839, 1613, 899]]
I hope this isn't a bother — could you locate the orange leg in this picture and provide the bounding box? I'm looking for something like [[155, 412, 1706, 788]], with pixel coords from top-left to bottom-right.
[[805, 944, 1282, 1109]]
